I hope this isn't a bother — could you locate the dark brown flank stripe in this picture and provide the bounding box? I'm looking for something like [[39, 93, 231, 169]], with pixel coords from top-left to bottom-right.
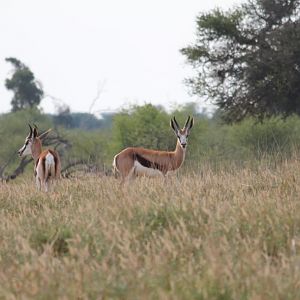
[[133, 153, 166, 173], [42, 157, 46, 178]]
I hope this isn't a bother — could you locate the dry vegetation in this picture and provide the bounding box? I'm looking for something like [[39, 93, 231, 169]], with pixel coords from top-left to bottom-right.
[[1, 160, 300, 300]]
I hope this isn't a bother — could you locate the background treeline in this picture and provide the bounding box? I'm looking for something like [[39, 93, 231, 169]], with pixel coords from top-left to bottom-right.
[[2, 103, 300, 180]]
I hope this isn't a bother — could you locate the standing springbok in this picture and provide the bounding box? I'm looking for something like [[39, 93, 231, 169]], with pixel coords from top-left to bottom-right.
[[18, 124, 61, 192], [113, 116, 194, 182]]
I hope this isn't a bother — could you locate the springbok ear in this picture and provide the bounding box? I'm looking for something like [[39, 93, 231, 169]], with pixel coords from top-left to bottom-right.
[[32, 123, 39, 138], [173, 116, 180, 130], [28, 124, 33, 138], [184, 116, 191, 129], [170, 119, 177, 132], [33, 127, 38, 138], [189, 117, 194, 130], [38, 128, 52, 140]]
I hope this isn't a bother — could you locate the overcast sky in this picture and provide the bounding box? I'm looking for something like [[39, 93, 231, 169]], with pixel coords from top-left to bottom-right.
[[0, 0, 241, 116]]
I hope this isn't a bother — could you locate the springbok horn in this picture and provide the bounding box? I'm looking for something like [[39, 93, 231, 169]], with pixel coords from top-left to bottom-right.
[[38, 128, 52, 140]]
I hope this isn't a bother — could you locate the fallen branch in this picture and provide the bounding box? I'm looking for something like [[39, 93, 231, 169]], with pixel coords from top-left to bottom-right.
[[1, 157, 33, 182], [61, 160, 88, 178]]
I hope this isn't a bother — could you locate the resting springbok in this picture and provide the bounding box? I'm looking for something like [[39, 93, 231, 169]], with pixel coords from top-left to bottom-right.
[[18, 124, 61, 192], [113, 116, 194, 182]]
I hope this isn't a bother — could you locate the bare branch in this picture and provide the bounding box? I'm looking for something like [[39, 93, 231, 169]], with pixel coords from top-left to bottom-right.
[[1, 157, 33, 182], [88, 80, 107, 114], [61, 160, 105, 178]]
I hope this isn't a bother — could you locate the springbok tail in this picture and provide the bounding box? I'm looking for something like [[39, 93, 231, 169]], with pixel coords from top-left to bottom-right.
[[112, 155, 119, 178], [45, 153, 55, 181]]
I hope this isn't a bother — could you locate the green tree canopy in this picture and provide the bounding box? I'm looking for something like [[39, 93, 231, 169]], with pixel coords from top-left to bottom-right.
[[5, 57, 44, 112], [181, 0, 300, 122]]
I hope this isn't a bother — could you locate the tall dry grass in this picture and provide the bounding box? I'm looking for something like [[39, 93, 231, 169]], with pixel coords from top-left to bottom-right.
[[1, 160, 300, 299]]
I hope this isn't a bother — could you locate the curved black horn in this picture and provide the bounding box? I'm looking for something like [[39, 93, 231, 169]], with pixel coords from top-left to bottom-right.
[[173, 116, 180, 129], [184, 116, 191, 129]]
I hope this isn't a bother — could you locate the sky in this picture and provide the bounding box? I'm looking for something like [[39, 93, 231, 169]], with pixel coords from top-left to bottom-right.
[[0, 0, 241, 116]]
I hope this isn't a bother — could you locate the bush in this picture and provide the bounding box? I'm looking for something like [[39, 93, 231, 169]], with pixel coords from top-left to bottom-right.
[[111, 104, 175, 154]]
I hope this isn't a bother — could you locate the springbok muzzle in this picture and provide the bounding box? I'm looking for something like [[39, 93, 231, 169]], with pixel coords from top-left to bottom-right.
[[18, 147, 24, 157]]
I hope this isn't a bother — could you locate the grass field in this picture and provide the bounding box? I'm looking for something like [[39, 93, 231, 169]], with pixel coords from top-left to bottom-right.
[[1, 160, 300, 300]]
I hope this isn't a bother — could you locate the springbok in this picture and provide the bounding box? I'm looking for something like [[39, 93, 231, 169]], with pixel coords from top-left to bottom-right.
[[18, 124, 61, 192], [113, 116, 194, 182]]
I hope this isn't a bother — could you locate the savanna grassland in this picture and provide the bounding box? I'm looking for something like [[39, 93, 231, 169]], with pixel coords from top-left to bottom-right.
[[1, 160, 300, 300]]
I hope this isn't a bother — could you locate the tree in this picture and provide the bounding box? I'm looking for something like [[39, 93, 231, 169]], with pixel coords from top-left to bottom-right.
[[53, 104, 73, 128], [181, 0, 300, 122], [5, 57, 44, 112]]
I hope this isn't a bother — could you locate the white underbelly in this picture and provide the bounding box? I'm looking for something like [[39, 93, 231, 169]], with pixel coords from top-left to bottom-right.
[[134, 161, 164, 177]]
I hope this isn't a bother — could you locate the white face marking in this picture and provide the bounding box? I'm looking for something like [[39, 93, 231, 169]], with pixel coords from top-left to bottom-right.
[[18, 138, 32, 157], [176, 131, 189, 149], [178, 134, 187, 147]]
